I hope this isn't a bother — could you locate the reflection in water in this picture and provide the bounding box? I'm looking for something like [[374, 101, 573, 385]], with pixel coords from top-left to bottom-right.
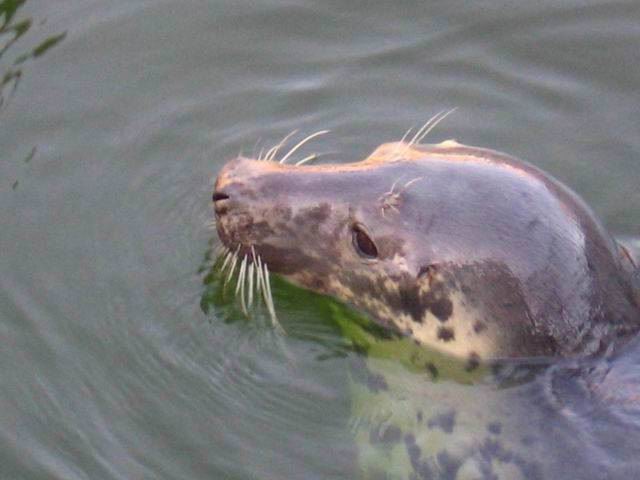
[[1, 0, 66, 109], [1, 0, 65, 189], [11, 145, 35, 189], [202, 240, 640, 478]]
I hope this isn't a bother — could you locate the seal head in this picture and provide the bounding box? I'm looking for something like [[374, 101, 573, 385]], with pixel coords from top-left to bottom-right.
[[214, 140, 640, 361]]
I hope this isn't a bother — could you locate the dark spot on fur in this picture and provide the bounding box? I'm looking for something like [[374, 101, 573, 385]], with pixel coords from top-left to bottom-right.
[[421, 273, 453, 321], [417, 264, 436, 286], [427, 410, 456, 433], [426, 362, 439, 379], [349, 355, 389, 393], [349, 273, 412, 330], [369, 424, 402, 445], [474, 321, 487, 333], [437, 326, 455, 342], [417, 265, 432, 278], [417, 410, 423, 423], [481, 438, 513, 464], [487, 422, 502, 435], [429, 296, 453, 322], [404, 434, 432, 480], [436, 450, 462, 480], [399, 283, 425, 323], [366, 373, 388, 392], [404, 433, 419, 461], [380, 267, 455, 325], [466, 352, 481, 372]]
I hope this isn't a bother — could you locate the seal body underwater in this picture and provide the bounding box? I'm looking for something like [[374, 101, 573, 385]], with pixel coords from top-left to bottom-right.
[[213, 138, 640, 362]]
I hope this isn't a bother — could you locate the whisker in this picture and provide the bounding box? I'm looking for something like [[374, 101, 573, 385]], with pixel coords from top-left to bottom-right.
[[219, 246, 229, 264], [217, 244, 283, 332], [400, 176, 425, 192], [234, 255, 246, 296], [265, 130, 299, 162], [263, 146, 277, 162], [251, 137, 262, 158], [296, 151, 337, 166], [394, 125, 422, 159], [220, 245, 239, 275], [408, 110, 446, 147], [384, 176, 404, 196], [224, 247, 241, 286], [250, 246, 261, 290], [263, 263, 285, 333], [279, 130, 329, 164], [399, 126, 415, 144], [255, 254, 264, 296], [294, 153, 317, 166], [240, 256, 249, 316], [256, 260, 269, 318], [263, 263, 273, 314], [257, 147, 265, 161], [236, 255, 248, 315], [415, 107, 457, 144], [247, 262, 255, 309], [387, 127, 415, 162]]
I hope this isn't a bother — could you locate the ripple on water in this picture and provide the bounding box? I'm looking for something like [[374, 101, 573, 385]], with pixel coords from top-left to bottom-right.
[[2, 0, 640, 478]]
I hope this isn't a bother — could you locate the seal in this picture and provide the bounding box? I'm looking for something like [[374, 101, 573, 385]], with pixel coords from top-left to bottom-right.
[[213, 137, 640, 361]]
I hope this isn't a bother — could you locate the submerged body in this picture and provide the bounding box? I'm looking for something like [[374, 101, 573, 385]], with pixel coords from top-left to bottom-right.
[[214, 138, 640, 361]]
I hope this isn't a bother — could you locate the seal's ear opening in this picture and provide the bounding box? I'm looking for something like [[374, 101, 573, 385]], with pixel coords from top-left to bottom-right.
[[352, 223, 378, 259]]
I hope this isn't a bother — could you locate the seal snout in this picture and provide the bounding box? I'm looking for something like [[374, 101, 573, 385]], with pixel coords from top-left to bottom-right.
[[213, 157, 248, 215]]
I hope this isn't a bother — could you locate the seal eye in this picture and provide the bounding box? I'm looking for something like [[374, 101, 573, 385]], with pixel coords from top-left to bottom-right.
[[352, 224, 378, 259]]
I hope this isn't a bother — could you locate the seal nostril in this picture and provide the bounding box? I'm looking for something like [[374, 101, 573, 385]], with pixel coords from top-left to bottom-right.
[[213, 192, 230, 202]]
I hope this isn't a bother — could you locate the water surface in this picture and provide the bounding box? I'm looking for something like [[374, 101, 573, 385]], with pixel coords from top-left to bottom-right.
[[1, 0, 639, 478]]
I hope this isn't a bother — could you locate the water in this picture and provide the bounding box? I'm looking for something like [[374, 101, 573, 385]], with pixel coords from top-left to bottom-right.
[[1, 0, 639, 478]]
